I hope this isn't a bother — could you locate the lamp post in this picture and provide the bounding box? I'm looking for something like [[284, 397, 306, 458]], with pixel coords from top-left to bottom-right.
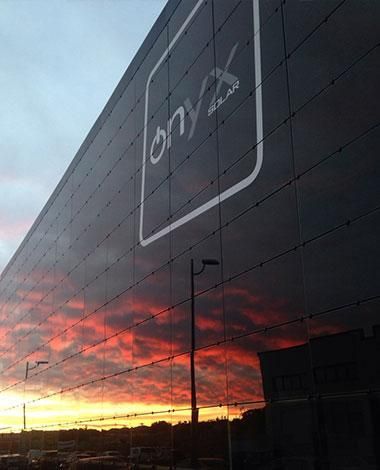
[[190, 258, 219, 469], [23, 360, 48, 430]]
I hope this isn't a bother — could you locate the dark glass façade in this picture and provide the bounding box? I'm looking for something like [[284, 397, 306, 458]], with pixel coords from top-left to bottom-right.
[[0, 1, 379, 468]]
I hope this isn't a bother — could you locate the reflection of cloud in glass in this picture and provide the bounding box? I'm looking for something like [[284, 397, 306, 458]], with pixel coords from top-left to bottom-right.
[[0, 0, 378, 437], [0, 273, 307, 404]]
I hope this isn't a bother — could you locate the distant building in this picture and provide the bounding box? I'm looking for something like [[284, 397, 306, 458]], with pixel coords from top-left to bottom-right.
[[259, 326, 380, 468]]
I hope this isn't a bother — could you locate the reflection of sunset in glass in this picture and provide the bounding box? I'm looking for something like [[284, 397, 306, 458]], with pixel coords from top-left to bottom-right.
[[0, 0, 379, 467]]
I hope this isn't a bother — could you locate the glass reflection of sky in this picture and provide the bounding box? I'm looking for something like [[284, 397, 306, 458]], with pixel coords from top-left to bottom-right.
[[0, 0, 379, 440]]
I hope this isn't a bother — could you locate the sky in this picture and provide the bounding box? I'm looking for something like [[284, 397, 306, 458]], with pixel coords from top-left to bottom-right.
[[0, 0, 166, 273]]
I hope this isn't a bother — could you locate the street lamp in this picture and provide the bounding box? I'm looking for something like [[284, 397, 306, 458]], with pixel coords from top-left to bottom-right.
[[23, 361, 49, 430], [190, 258, 219, 469]]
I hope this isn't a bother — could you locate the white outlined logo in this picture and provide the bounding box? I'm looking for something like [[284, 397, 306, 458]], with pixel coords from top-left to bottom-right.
[[148, 42, 239, 167], [139, 0, 263, 247]]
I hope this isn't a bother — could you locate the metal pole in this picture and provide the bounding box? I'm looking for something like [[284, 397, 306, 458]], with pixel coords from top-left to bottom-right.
[[23, 362, 29, 431], [23, 404, 26, 431], [23, 361, 48, 431], [190, 258, 218, 468], [190, 259, 198, 469]]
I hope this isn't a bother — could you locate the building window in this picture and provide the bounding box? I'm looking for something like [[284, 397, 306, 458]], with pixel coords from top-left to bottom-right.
[[273, 373, 307, 392], [314, 362, 358, 385]]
